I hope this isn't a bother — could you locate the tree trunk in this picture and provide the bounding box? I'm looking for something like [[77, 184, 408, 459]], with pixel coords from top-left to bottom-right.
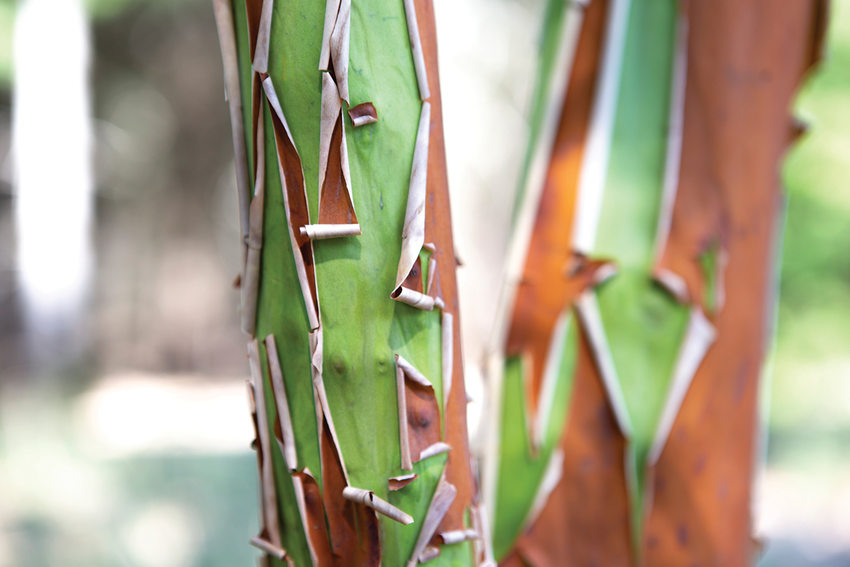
[[212, 0, 482, 564], [486, 0, 826, 565]]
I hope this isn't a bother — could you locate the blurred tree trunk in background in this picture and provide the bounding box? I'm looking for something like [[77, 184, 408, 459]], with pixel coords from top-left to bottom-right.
[[486, 0, 827, 566], [213, 0, 483, 565]]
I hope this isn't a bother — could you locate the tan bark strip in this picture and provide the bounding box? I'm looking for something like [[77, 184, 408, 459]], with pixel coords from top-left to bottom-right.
[[643, 3, 827, 564], [417, 441, 450, 461], [392, 286, 442, 311], [646, 307, 715, 466], [318, 73, 340, 199], [247, 339, 282, 547], [349, 102, 378, 126], [292, 470, 334, 566], [342, 487, 414, 525], [425, 256, 437, 296], [418, 546, 440, 563], [396, 354, 432, 388], [574, 291, 632, 437], [439, 529, 479, 545], [393, 101, 431, 292], [329, 0, 351, 103], [531, 309, 570, 449], [211, 0, 251, 261], [262, 76, 320, 330], [241, 113, 265, 335], [315, 73, 359, 237], [300, 223, 361, 240], [396, 362, 413, 471], [244, 0, 264, 60], [441, 312, 453, 411], [406, 477, 457, 567], [251, 0, 274, 73], [395, 355, 443, 466], [389, 472, 418, 491], [264, 334, 297, 470], [401, 0, 430, 100], [470, 503, 496, 567], [318, 0, 341, 70], [250, 536, 289, 560], [652, 11, 689, 263], [523, 449, 564, 534], [570, 0, 632, 253]]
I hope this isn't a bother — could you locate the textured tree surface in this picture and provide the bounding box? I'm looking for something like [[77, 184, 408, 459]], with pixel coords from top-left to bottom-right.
[[213, 0, 482, 564], [486, 0, 827, 565]]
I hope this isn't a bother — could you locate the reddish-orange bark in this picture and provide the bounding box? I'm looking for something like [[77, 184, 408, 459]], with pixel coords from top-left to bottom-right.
[[644, 1, 827, 565], [414, 0, 476, 537], [505, 0, 610, 426]]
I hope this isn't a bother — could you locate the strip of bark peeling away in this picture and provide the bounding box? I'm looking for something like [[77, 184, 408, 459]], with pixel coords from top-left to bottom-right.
[[349, 102, 378, 126], [342, 487, 414, 525], [392, 286, 444, 311], [249, 536, 290, 562], [300, 223, 361, 240]]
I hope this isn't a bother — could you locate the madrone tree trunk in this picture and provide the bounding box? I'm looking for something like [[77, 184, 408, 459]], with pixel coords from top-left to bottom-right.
[[485, 0, 826, 565], [212, 0, 486, 565]]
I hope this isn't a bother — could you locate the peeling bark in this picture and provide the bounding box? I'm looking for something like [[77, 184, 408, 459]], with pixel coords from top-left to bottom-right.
[[643, 1, 828, 565]]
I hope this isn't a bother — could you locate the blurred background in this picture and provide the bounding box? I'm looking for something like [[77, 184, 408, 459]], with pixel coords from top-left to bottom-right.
[[0, 0, 846, 566]]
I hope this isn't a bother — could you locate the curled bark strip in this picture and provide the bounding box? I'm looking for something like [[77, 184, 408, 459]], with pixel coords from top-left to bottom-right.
[[301, 224, 361, 240], [418, 441, 451, 461], [329, 0, 351, 103], [395, 355, 442, 467], [441, 312, 453, 411], [250, 536, 290, 562], [264, 334, 297, 471], [396, 362, 413, 471], [471, 503, 496, 567], [244, 0, 264, 60], [439, 529, 479, 545], [251, 0, 274, 73], [263, 76, 320, 330], [292, 470, 334, 566], [396, 354, 432, 388], [402, 0, 430, 100], [406, 477, 457, 567], [419, 546, 440, 562], [318, 0, 341, 70], [348, 102, 378, 127], [425, 256, 437, 296], [312, 73, 359, 239], [211, 0, 251, 262], [342, 487, 414, 525], [391, 286, 440, 311], [524, 449, 564, 534], [392, 102, 431, 294], [247, 340, 282, 548], [241, 114, 265, 336], [646, 307, 715, 466], [389, 473, 418, 491]]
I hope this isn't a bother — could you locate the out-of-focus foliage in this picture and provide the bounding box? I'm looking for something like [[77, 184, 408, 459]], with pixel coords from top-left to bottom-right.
[[772, 2, 850, 443]]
